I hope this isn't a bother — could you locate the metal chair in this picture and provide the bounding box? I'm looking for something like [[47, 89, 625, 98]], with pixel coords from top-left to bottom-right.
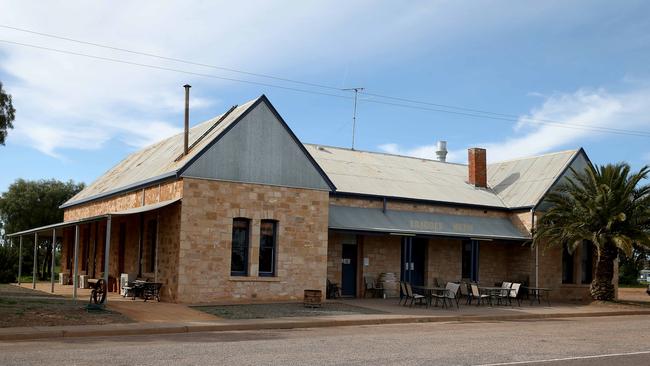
[[405, 282, 427, 307], [399, 281, 408, 305], [459, 281, 472, 305], [509, 283, 522, 306], [364, 276, 383, 298], [470, 283, 491, 306], [326, 279, 341, 299], [495, 282, 513, 305]]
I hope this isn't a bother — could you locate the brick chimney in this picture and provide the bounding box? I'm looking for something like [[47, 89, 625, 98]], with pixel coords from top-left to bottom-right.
[[468, 148, 487, 188]]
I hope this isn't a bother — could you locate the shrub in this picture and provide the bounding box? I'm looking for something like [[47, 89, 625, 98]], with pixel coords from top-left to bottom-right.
[[0, 245, 18, 283]]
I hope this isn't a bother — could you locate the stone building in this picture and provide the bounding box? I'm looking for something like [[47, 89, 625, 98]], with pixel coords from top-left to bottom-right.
[[10, 95, 599, 303]]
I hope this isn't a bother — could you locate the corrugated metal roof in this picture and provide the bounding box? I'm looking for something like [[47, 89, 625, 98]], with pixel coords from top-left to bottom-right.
[[7, 198, 181, 237], [487, 150, 579, 208], [305, 144, 580, 209], [63, 92, 581, 210], [63, 97, 260, 206], [329, 205, 530, 240]]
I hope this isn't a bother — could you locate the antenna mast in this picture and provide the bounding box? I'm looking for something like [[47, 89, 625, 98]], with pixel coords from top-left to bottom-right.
[[343, 87, 364, 150]]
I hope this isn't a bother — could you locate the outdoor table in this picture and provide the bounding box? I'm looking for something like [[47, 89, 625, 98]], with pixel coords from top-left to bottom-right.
[[478, 286, 505, 306], [524, 287, 552, 306], [412, 285, 448, 308]]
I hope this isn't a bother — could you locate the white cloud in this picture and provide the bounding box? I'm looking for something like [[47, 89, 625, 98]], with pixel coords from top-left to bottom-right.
[[0, 0, 580, 158], [379, 86, 650, 163]]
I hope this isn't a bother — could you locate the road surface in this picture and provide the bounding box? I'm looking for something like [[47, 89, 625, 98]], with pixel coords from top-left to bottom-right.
[[1, 315, 649, 365]]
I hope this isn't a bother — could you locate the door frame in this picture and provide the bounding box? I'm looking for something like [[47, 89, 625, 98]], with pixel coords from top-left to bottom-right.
[[401, 236, 427, 286]]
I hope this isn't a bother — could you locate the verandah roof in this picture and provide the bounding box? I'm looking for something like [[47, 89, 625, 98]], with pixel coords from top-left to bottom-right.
[[6, 198, 181, 238], [328, 205, 530, 241]]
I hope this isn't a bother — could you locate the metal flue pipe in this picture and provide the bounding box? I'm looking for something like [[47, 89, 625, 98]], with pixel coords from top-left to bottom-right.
[[183, 84, 191, 156]]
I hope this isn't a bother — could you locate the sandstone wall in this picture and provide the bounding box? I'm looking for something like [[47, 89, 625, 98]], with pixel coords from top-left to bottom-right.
[[63, 180, 183, 221], [177, 178, 329, 303]]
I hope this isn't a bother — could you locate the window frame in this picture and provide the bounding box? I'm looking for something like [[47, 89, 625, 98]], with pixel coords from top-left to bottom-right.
[[258, 220, 278, 277], [230, 218, 251, 276]]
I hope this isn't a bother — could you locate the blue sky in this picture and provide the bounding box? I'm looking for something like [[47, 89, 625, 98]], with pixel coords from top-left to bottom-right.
[[1, 1, 650, 192]]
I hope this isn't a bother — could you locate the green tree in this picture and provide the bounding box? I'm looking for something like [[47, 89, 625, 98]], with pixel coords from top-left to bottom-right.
[[618, 245, 649, 285], [0, 179, 84, 281], [0, 81, 16, 145], [533, 163, 650, 301]]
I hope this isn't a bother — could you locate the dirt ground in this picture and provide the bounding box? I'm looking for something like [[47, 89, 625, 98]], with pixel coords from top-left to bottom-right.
[[618, 286, 650, 303], [0, 284, 132, 328], [194, 302, 386, 319]]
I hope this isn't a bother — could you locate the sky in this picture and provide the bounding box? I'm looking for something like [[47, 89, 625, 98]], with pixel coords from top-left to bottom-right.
[[1, 0, 650, 192]]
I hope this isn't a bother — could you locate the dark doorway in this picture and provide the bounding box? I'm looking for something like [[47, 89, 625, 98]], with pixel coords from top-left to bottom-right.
[[118, 223, 126, 275], [462, 239, 480, 282], [401, 237, 427, 286], [341, 244, 358, 297]]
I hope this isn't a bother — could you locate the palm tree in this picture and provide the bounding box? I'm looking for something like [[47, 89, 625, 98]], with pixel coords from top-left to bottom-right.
[[533, 163, 650, 301]]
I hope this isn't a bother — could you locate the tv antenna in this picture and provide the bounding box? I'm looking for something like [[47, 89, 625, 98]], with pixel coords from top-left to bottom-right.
[[342, 87, 364, 150]]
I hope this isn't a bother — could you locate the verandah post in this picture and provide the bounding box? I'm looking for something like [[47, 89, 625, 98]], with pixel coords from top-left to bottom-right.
[[73, 225, 80, 301], [18, 237, 22, 285], [32, 232, 38, 289], [50, 229, 56, 293], [103, 215, 112, 304]]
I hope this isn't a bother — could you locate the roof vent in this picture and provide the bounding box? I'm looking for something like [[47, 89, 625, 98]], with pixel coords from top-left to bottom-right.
[[435, 141, 448, 162]]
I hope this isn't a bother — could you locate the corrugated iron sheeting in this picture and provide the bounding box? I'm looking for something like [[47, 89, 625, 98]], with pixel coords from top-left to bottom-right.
[[63, 98, 259, 206], [328, 205, 530, 240], [306, 144, 579, 209]]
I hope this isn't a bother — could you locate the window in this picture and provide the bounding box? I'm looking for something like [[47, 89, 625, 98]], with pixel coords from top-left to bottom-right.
[[562, 244, 574, 284], [230, 218, 250, 276], [259, 220, 278, 277], [581, 241, 594, 284]]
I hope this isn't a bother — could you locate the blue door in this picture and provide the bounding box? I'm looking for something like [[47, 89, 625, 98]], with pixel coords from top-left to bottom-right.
[[401, 237, 427, 286], [341, 244, 358, 297]]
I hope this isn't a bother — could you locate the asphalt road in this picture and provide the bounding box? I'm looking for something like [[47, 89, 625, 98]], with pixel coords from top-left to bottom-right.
[[1, 315, 649, 365]]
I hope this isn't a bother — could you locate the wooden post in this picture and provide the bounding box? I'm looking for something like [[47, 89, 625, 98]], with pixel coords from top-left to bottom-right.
[[103, 216, 112, 303], [51, 229, 56, 293], [17, 237, 22, 285], [33, 233, 38, 289], [73, 225, 80, 301]]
